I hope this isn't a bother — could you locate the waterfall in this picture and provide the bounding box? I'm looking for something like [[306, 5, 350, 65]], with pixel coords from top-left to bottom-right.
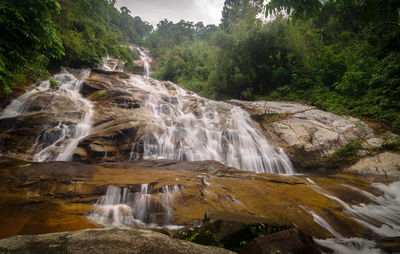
[[0, 48, 294, 174], [0, 68, 93, 162], [88, 184, 182, 228], [134, 47, 151, 77], [128, 49, 294, 174]]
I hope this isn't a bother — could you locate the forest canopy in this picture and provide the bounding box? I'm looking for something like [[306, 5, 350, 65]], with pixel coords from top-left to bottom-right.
[[151, 0, 400, 128], [0, 0, 152, 94], [0, 0, 399, 128]]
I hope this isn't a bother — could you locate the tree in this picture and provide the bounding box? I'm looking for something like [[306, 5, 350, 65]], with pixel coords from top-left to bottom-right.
[[0, 0, 64, 94], [120, 6, 131, 15]]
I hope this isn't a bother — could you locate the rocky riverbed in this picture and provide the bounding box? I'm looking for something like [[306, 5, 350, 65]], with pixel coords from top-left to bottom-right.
[[0, 51, 399, 253]]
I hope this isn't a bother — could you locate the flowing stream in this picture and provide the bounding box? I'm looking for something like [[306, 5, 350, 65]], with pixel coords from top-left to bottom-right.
[[0, 68, 93, 161], [304, 179, 400, 253], [87, 184, 182, 229]]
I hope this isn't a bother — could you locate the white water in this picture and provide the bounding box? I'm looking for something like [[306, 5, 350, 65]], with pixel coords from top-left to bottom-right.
[[134, 47, 151, 77], [1, 68, 93, 161], [331, 182, 400, 237], [160, 185, 181, 224], [88, 184, 182, 227], [303, 180, 400, 253], [128, 55, 294, 174], [99, 55, 125, 72]]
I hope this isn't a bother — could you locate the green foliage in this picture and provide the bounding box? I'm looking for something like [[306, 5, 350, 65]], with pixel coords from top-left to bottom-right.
[[1, 0, 152, 96], [327, 141, 363, 169], [99, 91, 108, 100], [52, 0, 151, 68], [0, 0, 64, 94], [49, 78, 59, 87], [185, 232, 200, 242], [152, 0, 399, 129], [183, 223, 291, 252]]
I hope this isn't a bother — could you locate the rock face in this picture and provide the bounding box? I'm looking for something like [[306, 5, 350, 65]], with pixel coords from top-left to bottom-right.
[[0, 228, 233, 254], [174, 210, 320, 253], [239, 228, 320, 254], [1, 60, 394, 173], [228, 100, 377, 170], [0, 157, 376, 240], [345, 152, 400, 179]]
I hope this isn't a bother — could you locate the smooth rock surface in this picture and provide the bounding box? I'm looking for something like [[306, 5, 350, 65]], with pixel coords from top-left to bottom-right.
[[345, 152, 400, 179], [228, 100, 375, 170], [0, 227, 233, 254], [0, 157, 373, 240]]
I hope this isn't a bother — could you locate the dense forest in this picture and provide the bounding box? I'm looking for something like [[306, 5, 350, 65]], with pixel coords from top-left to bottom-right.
[[0, 0, 399, 128], [0, 0, 151, 94], [150, 0, 400, 129]]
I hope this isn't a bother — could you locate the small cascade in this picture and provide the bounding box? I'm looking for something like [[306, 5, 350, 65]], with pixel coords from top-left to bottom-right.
[[303, 180, 400, 253], [303, 206, 381, 254], [324, 182, 400, 237], [88, 184, 182, 228], [1, 68, 93, 161], [134, 47, 151, 77], [99, 55, 125, 72], [160, 185, 181, 224]]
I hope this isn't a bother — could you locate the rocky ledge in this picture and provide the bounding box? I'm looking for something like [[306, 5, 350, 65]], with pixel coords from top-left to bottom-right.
[[0, 227, 233, 254], [0, 156, 379, 240], [228, 100, 400, 176], [1, 68, 398, 176]]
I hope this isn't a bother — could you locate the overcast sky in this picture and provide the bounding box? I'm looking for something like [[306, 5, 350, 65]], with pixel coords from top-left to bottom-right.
[[115, 0, 225, 27]]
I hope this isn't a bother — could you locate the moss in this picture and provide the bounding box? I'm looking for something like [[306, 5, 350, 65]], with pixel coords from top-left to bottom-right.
[[325, 141, 363, 170], [99, 91, 108, 100], [263, 113, 291, 122], [183, 222, 292, 252], [119, 74, 130, 79], [49, 78, 59, 87]]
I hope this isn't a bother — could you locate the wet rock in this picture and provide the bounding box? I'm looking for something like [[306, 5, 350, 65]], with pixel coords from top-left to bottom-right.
[[204, 210, 286, 226], [345, 152, 400, 179], [175, 210, 298, 253], [239, 227, 320, 254], [228, 100, 376, 171], [0, 228, 234, 254], [0, 158, 373, 240], [377, 236, 400, 253]]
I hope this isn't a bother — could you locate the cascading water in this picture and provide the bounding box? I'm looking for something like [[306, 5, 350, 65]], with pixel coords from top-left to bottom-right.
[[99, 55, 125, 72], [134, 47, 151, 77], [303, 179, 400, 253], [88, 184, 182, 228], [0, 68, 93, 161], [128, 49, 294, 174]]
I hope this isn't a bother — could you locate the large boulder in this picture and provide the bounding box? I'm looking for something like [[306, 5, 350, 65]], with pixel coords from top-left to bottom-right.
[[345, 152, 400, 179], [239, 227, 320, 254], [174, 210, 319, 253], [228, 100, 375, 170], [0, 228, 233, 254]]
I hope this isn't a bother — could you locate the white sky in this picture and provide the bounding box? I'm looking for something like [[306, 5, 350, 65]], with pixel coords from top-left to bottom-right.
[[115, 0, 225, 27]]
